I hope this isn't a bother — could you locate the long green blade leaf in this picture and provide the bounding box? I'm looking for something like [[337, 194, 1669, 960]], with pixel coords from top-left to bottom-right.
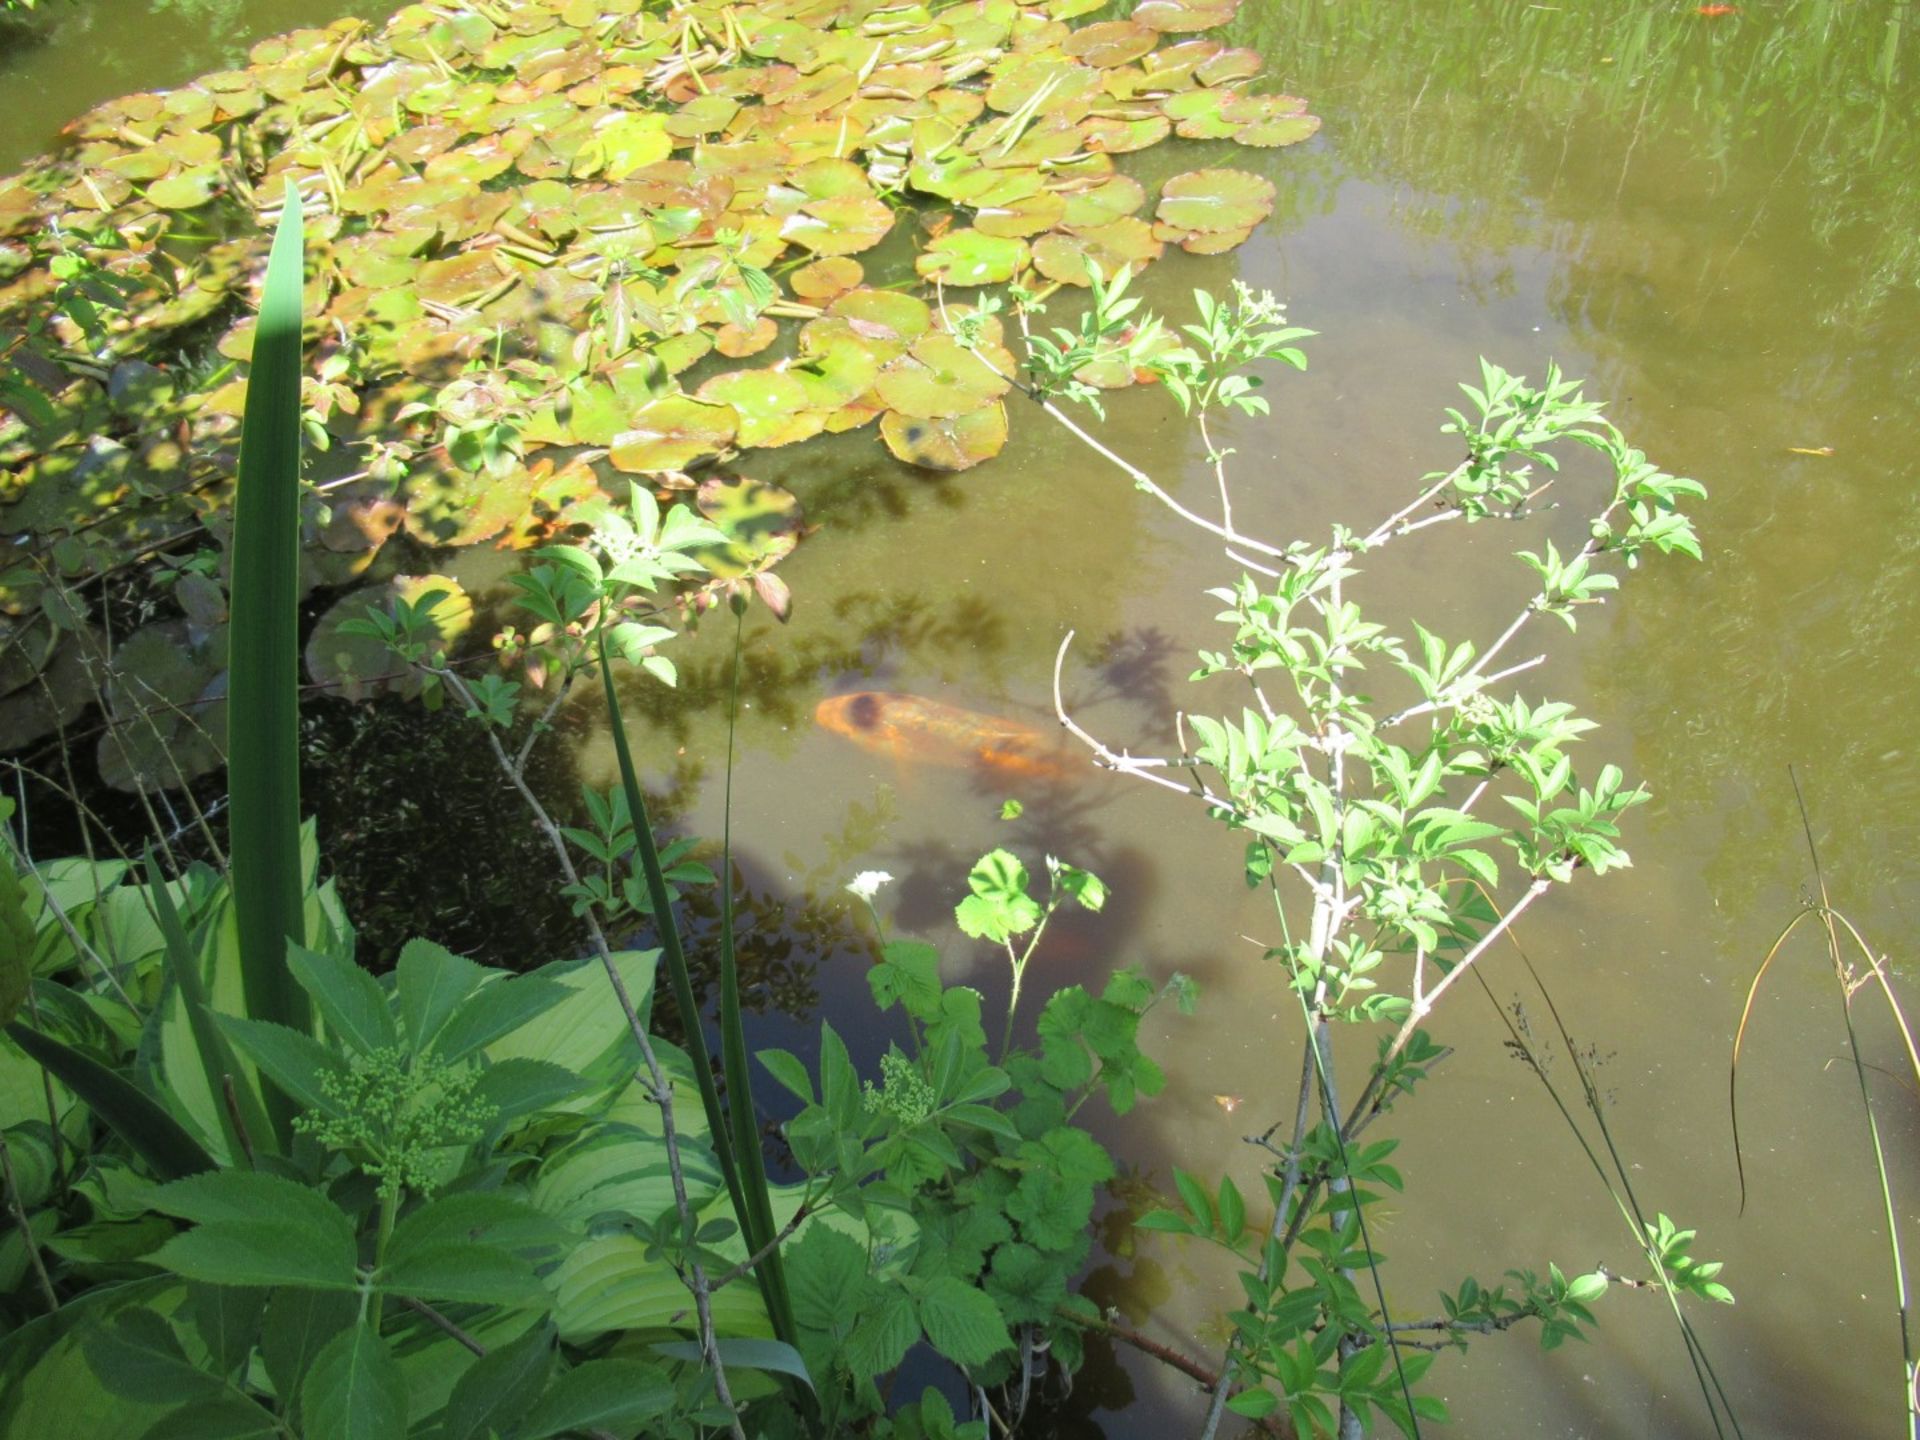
[[6, 1021, 213, 1181], [595, 638, 747, 1246], [719, 609, 798, 1351], [226, 184, 311, 1144]]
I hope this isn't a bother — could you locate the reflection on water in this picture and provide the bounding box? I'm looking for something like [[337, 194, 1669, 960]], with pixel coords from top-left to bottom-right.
[[6, 0, 1918, 1433]]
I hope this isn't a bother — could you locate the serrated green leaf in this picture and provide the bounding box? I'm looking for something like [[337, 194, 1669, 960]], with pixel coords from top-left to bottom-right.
[[395, 940, 484, 1053], [915, 1276, 1012, 1366], [301, 1323, 406, 1440], [439, 1321, 555, 1440], [286, 944, 394, 1055]]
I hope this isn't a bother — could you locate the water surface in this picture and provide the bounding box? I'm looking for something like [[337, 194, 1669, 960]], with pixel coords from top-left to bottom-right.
[[8, 1, 1919, 1435]]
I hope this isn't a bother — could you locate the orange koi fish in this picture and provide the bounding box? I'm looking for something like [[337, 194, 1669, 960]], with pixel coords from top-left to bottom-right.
[[814, 692, 1076, 781]]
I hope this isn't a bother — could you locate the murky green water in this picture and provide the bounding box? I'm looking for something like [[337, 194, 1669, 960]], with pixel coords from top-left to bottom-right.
[[7, 0, 1919, 1434]]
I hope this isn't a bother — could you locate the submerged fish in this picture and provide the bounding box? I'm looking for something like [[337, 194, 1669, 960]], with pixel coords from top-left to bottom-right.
[[814, 692, 1075, 781]]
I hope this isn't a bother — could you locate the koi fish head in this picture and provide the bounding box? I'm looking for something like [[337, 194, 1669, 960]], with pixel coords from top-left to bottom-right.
[[814, 692, 892, 740]]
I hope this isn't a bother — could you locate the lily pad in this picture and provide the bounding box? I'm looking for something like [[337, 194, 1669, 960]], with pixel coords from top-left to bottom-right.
[[1083, 115, 1174, 159], [306, 574, 473, 702], [791, 320, 887, 409], [690, 475, 803, 578], [780, 194, 895, 256], [827, 288, 933, 352], [146, 166, 222, 211], [1032, 218, 1165, 285], [96, 618, 227, 793], [608, 395, 739, 474], [1154, 167, 1276, 233], [1061, 175, 1148, 228], [403, 461, 542, 548], [881, 402, 1008, 471], [974, 189, 1067, 239], [915, 229, 1030, 287], [1133, 0, 1241, 33], [874, 333, 1012, 419], [1234, 113, 1322, 149], [789, 256, 864, 302], [694, 369, 824, 450], [1062, 21, 1159, 67]]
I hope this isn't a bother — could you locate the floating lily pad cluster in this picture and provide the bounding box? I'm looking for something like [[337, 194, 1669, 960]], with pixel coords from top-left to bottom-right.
[[0, 0, 1317, 788]]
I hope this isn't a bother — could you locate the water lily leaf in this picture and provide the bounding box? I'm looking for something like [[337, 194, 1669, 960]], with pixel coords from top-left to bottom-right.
[[791, 320, 887, 408], [827, 288, 932, 352], [306, 575, 473, 703], [97, 618, 227, 793], [881, 402, 1008, 471], [403, 462, 542, 548], [1140, 38, 1224, 88], [146, 167, 222, 211], [667, 93, 741, 139], [1133, 0, 1241, 33], [414, 251, 507, 306], [1081, 112, 1173, 154], [1154, 168, 1275, 233], [874, 333, 1011, 419], [312, 480, 405, 555], [694, 369, 824, 450], [1031, 218, 1164, 285], [780, 194, 895, 257], [715, 316, 779, 358], [575, 113, 674, 180], [1162, 89, 1238, 140], [1234, 112, 1321, 148], [1168, 222, 1255, 255], [1063, 21, 1159, 67], [1061, 175, 1148, 228], [608, 395, 739, 474], [101, 150, 173, 183], [789, 257, 863, 302], [974, 189, 1066, 239], [915, 230, 1029, 287], [767, 64, 859, 116], [1197, 47, 1266, 86], [690, 475, 803, 577], [985, 59, 1104, 118]]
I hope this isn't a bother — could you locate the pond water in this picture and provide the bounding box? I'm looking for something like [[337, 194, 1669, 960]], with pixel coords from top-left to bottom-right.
[[6, 1, 1919, 1436]]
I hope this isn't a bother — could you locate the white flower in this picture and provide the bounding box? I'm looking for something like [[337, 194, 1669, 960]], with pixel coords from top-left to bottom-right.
[[846, 871, 893, 902]]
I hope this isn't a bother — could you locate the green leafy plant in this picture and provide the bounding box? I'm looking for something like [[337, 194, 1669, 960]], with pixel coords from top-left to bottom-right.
[[985, 276, 1734, 1436]]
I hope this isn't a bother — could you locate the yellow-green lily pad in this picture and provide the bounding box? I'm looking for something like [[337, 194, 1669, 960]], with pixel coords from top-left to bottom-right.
[[609, 394, 740, 474], [694, 369, 823, 450], [915, 229, 1030, 287], [881, 402, 1008, 471], [146, 167, 222, 211], [1154, 167, 1275, 233], [690, 475, 804, 578], [874, 333, 1012, 419]]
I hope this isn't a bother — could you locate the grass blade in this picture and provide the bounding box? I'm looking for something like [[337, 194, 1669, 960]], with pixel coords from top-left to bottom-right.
[[226, 184, 311, 1142]]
